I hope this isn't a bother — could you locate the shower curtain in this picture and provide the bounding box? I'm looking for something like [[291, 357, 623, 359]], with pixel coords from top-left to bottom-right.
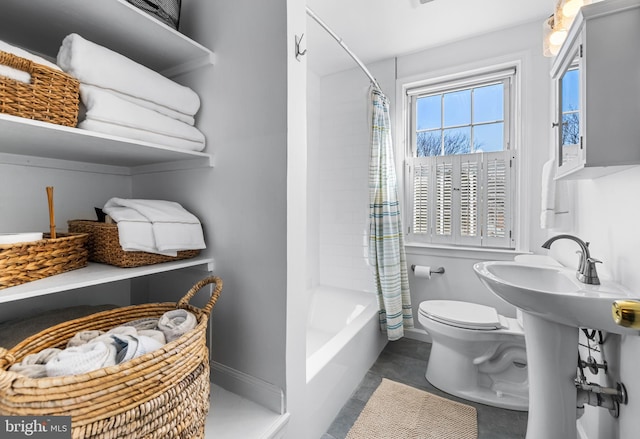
[[368, 87, 413, 341]]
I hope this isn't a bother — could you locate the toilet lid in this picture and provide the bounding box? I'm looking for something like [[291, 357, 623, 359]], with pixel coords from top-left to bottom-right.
[[419, 300, 503, 330]]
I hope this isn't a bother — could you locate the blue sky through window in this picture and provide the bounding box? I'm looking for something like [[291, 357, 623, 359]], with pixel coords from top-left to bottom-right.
[[416, 82, 505, 156]]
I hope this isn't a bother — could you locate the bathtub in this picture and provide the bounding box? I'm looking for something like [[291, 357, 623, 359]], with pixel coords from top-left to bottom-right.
[[305, 285, 387, 438]]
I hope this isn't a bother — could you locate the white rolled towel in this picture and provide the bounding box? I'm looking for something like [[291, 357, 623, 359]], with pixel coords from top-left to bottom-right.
[[158, 309, 197, 342], [112, 334, 164, 363], [78, 120, 206, 152], [46, 341, 117, 377], [57, 33, 200, 116], [67, 330, 105, 348], [78, 84, 205, 151]]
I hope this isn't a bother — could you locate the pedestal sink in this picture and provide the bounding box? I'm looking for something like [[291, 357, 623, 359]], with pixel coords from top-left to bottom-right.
[[473, 257, 639, 439]]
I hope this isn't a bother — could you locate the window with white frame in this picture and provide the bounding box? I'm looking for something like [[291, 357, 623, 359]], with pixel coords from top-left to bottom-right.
[[405, 68, 517, 249]]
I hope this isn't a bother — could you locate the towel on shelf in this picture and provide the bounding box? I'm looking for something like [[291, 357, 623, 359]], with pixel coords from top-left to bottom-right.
[[103, 197, 206, 256], [0, 40, 62, 84], [157, 309, 197, 342], [45, 341, 117, 377], [540, 158, 556, 229], [99, 87, 195, 126], [79, 84, 205, 150], [57, 33, 200, 117], [78, 119, 206, 152]]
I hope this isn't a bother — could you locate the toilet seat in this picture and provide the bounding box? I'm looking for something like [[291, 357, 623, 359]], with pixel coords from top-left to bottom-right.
[[419, 300, 506, 330]]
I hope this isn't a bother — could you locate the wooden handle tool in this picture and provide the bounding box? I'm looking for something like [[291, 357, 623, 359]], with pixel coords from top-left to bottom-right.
[[46, 186, 56, 239]]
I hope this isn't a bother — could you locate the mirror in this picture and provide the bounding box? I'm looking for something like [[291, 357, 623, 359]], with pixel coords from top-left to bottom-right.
[[557, 50, 581, 167]]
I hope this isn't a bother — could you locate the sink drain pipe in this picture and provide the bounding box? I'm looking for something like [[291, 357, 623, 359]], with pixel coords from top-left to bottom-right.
[[576, 380, 628, 418]]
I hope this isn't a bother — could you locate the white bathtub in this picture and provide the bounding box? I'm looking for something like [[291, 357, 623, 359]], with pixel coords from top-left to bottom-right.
[[305, 285, 387, 438]]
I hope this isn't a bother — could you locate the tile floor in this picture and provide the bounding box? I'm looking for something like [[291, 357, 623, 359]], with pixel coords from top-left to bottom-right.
[[322, 338, 528, 439]]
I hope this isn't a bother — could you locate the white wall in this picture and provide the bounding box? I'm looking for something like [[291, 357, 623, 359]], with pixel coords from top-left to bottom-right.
[[311, 19, 551, 328], [166, 0, 290, 406], [397, 19, 552, 323], [312, 58, 395, 294], [560, 166, 640, 438]]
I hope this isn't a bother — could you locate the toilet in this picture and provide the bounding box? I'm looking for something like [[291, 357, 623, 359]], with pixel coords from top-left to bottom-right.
[[418, 300, 528, 411]]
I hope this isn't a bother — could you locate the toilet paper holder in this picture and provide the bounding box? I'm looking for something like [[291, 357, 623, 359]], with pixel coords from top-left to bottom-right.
[[411, 265, 445, 275]]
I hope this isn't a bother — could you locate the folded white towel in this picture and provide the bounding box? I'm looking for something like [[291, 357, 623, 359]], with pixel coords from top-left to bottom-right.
[[103, 198, 206, 255], [57, 33, 200, 116], [0, 40, 62, 84], [78, 119, 206, 152], [158, 309, 197, 342], [46, 341, 117, 377], [79, 84, 205, 145], [100, 87, 195, 126]]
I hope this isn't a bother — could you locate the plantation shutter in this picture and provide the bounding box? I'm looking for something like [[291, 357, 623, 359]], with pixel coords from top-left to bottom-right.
[[412, 160, 430, 235], [482, 151, 514, 248], [408, 150, 514, 249]]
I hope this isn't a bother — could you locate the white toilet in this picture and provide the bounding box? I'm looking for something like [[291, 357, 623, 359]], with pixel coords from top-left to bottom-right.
[[418, 300, 528, 411]]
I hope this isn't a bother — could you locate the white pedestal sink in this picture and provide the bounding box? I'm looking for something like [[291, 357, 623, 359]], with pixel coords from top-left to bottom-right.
[[473, 257, 639, 439]]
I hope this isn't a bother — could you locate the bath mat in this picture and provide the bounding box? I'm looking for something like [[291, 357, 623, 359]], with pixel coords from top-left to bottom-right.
[[346, 378, 478, 439]]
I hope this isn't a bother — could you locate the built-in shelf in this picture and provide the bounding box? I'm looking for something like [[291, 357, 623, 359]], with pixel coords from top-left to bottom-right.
[[0, 257, 214, 304], [0, 114, 213, 175], [0, 1, 216, 305], [0, 0, 214, 77]]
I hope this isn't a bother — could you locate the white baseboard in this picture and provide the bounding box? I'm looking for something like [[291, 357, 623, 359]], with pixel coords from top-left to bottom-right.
[[403, 327, 432, 343], [260, 413, 290, 439], [211, 361, 284, 415]]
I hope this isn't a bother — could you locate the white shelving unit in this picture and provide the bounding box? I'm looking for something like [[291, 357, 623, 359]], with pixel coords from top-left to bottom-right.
[[0, 257, 215, 304], [0, 0, 215, 175], [0, 1, 216, 297]]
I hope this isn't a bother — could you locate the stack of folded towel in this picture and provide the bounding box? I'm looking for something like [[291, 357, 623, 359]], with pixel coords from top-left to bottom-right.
[[102, 197, 206, 256], [9, 309, 197, 378], [56, 33, 205, 151]]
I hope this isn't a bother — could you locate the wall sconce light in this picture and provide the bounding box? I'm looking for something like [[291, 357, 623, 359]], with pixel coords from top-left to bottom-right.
[[543, 0, 593, 57]]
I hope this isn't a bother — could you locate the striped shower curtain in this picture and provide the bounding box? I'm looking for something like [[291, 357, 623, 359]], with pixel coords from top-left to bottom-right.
[[368, 87, 414, 341]]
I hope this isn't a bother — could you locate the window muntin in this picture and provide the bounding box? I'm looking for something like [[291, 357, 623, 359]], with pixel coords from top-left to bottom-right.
[[415, 81, 507, 157], [406, 69, 516, 249]]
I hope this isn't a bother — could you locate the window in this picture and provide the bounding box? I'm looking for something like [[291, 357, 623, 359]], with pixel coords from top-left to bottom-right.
[[406, 68, 517, 249], [560, 66, 580, 165]]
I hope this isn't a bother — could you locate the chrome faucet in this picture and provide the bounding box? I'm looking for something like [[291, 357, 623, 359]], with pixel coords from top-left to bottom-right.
[[541, 234, 601, 285]]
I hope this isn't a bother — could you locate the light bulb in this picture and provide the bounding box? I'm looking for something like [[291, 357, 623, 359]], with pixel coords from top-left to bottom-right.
[[549, 28, 568, 46], [562, 0, 584, 18]]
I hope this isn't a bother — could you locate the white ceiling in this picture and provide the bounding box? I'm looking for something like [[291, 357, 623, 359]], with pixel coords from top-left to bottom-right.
[[306, 0, 556, 77]]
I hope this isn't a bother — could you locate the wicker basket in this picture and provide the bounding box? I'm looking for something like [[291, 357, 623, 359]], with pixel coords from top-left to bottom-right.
[[0, 276, 222, 439], [0, 51, 80, 127], [68, 220, 200, 268], [0, 233, 89, 290]]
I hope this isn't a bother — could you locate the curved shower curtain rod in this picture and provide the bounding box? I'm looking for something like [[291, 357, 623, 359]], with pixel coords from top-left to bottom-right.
[[306, 6, 382, 90]]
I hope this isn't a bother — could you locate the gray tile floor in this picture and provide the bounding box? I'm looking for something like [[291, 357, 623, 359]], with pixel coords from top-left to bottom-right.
[[322, 338, 528, 439]]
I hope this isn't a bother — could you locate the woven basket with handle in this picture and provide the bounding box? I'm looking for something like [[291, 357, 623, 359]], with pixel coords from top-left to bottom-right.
[[68, 220, 200, 268], [0, 276, 222, 439], [0, 233, 89, 290], [0, 50, 79, 127]]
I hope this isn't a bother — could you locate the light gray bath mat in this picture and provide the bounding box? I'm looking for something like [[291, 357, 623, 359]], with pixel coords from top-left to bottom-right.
[[346, 378, 478, 439]]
